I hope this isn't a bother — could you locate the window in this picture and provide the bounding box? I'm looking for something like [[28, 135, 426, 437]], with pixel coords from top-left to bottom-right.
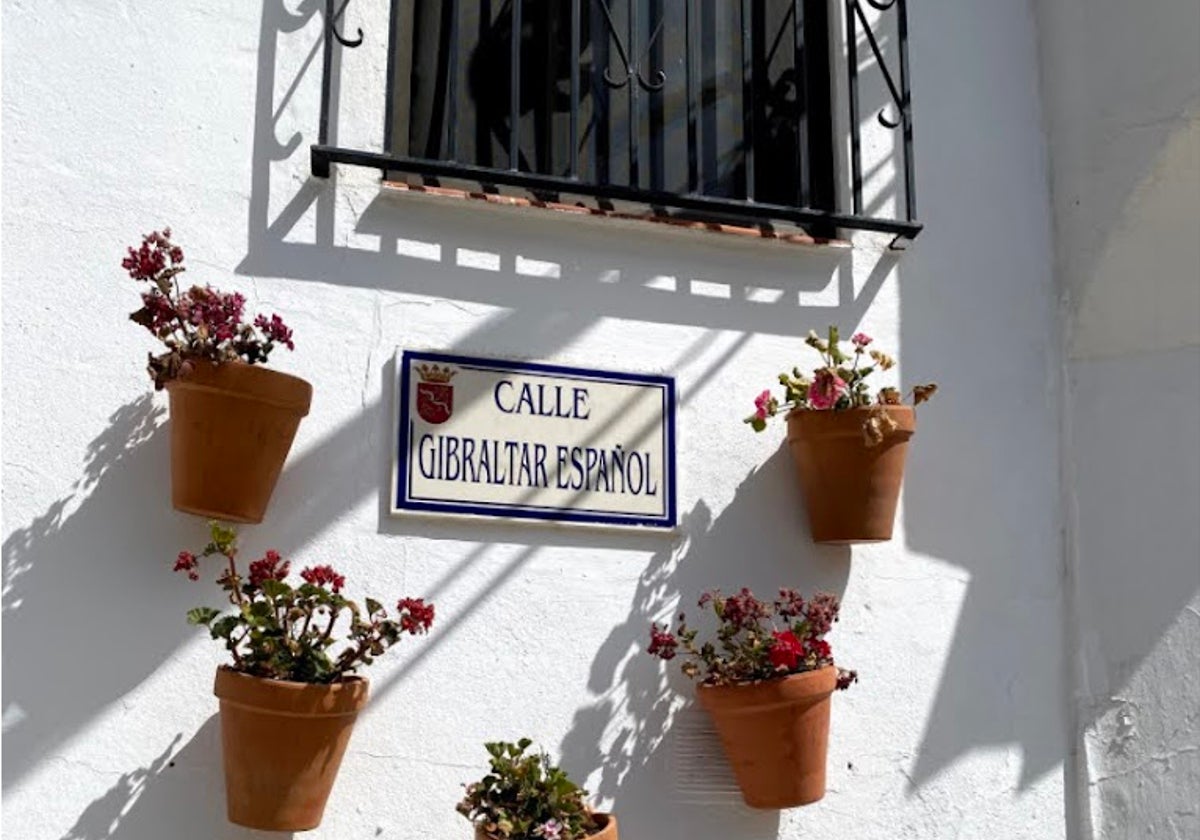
[[313, 0, 920, 244]]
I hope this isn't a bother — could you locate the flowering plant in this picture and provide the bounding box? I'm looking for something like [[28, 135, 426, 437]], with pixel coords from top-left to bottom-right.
[[123, 229, 296, 389], [177, 522, 435, 683], [457, 739, 600, 840], [746, 326, 936, 445], [648, 587, 857, 690]]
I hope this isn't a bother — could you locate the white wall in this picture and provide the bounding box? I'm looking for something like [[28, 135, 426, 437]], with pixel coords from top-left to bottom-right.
[[3, 2, 1066, 839], [1036, 1, 1200, 838]]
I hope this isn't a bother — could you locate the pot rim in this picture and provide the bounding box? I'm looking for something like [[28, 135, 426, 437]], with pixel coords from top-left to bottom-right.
[[213, 666, 369, 717], [165, 358, 313, 413], [786, 404, 915, 440], [696, 665, 839, 712], [475, 812, 616, 840]]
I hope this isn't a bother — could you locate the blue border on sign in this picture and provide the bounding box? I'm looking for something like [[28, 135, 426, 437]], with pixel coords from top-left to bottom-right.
[[395, 350, 677, 529]]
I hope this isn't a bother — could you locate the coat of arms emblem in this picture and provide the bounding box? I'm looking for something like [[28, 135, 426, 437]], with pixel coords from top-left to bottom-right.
[[415, 363, 456, 424]]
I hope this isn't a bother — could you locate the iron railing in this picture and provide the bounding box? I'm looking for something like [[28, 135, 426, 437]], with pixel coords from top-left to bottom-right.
[[312, 0, 921, 245]]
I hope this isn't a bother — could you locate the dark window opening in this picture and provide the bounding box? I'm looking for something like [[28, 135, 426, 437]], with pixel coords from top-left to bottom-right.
[[313, 0, 921, 244]]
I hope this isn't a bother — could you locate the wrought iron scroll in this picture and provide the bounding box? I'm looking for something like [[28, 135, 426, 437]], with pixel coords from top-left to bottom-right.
[[846, 0, 915, 228], [597, 1, 666, 92], [318, 0, 365, 151]]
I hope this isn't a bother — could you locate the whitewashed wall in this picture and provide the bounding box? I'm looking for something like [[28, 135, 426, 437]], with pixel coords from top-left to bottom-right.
[[3, 2, 1067, 839], [1036, 1, 1200, 838]]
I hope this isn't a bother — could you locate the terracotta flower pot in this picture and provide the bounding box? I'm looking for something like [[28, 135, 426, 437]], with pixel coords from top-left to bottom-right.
[[475, 813, 618, 840], [697, 666, 837, 809], [166, 361, 312, 523], [213, 667, 368, 831], [785, 405, 914, 543]]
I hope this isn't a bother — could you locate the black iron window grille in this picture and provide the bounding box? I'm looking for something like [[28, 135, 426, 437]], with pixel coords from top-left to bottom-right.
[[313, 0, 921, 245]]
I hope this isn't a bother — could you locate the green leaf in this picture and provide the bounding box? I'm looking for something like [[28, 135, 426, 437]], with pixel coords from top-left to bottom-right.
[[260, 579, 292, 600], [187, 607, 221, 626], [210, 615, 241, 640], [365, 598, 383, 617]]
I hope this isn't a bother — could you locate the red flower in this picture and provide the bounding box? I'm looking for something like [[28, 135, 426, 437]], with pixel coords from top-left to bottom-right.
[[300, 565, 345, 593], [248, 550, 290, 588], [397, 597, 436, 634], [769, 630, 804, 671], [173, 551, 199, 581], [647, 624, 679, 660], [807, 638, 832, 660]]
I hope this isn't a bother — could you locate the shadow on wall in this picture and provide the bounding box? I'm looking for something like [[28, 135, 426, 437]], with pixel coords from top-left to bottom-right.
[[237, 5, 890, 337], [558, 448, 852, 840], [894, 0, 1200, 797], [1, 396, 212, 790], [5, 0, 888, 834], [890, 1, 1073, 791], [57, 716, 295, 840]]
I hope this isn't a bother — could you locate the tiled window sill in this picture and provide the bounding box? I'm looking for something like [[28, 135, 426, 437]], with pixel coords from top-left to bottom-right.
[[380, 181, 851, 249]]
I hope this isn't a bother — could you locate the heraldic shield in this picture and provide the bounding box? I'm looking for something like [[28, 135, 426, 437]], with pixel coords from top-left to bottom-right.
[[415, 364, 456, 424]]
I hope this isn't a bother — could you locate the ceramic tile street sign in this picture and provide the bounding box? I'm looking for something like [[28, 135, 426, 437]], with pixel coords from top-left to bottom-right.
[[393, 350, 676, 529]]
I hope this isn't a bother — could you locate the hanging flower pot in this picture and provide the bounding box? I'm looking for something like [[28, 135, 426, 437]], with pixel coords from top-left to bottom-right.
[[176, 523, 437, 830], [214, 667, 367, 831], [746, 326, 937, 544], [697, 666, 836, 808], [167, 361, 311, 523], [647, 587, 857, 810], [119, 228, 309, 523], [459, 739, 619, 839], [786, 405, 913, 543]]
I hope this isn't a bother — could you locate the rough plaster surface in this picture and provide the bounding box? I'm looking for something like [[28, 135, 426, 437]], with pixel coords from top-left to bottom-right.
[[1036, 0, 1200, 837], [2, 1, 1069, 839]]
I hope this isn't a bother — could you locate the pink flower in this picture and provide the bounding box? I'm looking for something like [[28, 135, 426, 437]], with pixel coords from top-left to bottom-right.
[[851, 332, 872, 349], [122, 229, 183, 281], [809, 369, 847, 410], [776, 588, 806, 619], [804, 591, 842, 636], [753, 389, 774, 421], [720, 588, 769, 629], [254, 313, 295, 351]]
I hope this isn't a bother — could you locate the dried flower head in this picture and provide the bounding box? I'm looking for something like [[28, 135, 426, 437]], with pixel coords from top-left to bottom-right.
[[863, 406, 901, 447], [122, 229, 296, 389]]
